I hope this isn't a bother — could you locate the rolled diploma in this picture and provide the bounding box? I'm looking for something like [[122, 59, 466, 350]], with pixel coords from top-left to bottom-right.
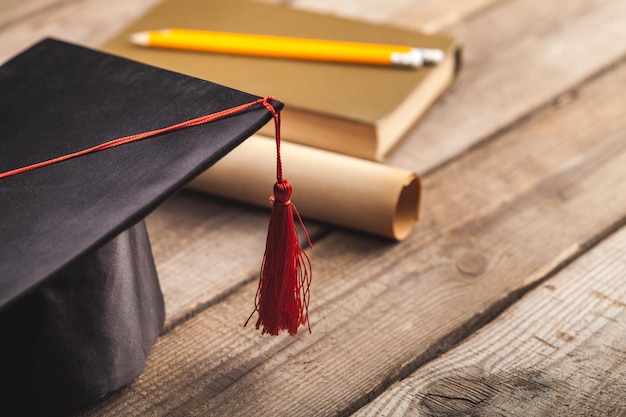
[[188, 135, 421, 240]]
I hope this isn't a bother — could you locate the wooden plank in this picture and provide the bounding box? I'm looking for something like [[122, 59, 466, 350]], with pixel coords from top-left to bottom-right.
[[280, 0, 502, 32], [387, 0, 504, 32], [355, 227, 626, 416], [74, 49, 626, 416], [386, 0, 626, 173], [0, 0, 161, 63], [0, 0, 64, 29]]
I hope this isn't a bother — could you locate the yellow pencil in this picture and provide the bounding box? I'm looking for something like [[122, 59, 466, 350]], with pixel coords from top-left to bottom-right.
[[130, 28, 444, 68]]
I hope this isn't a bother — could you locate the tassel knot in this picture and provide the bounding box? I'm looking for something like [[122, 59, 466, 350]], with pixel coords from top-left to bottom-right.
[[272, 179, 293, 204]]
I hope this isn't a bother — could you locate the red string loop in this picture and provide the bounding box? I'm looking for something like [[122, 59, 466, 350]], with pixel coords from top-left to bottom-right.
[[0, 96, 275, 180]]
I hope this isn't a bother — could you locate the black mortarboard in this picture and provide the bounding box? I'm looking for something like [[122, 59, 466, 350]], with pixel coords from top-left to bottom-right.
[[0, 39, 282, 416]]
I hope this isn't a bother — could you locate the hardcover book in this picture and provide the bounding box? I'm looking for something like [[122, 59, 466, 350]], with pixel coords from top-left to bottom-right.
[[102, 0, 460, 160]]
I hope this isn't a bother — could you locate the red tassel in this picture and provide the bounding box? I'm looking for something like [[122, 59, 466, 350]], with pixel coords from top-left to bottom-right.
[[245, 98, 312, 336]]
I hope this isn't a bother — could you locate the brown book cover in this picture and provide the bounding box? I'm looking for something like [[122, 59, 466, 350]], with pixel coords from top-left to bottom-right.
[[102, 0, 460, 160]]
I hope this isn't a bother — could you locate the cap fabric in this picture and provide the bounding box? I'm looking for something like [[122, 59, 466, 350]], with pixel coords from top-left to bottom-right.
[[0, 38, 281, 416]]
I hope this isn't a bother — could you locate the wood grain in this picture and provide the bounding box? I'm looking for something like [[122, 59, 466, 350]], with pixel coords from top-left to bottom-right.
[[279, 0, 502, 32], [355, 228, 626, 417], [386, 0, 626, 173], [0, 0, 161, 63], [74, 45, 626, 417], [0, 0, 66, 29]]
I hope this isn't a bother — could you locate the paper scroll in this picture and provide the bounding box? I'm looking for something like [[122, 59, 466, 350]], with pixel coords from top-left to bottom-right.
[[188, 135, 421, 240]]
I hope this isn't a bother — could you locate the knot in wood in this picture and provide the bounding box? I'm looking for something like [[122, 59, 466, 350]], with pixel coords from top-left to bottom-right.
[[455, 252, 487, 276]]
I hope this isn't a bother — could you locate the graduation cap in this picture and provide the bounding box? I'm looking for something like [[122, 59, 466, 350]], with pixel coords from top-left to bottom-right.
[[0, 39, 310, 417]]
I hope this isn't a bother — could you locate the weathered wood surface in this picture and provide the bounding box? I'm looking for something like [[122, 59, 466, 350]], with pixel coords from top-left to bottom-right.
[[0, 0, 161, 63], [355, 227, 626, 417], [268, 0, 501, 32], [2, 0, 626, 415], [76, 30, 626, 417]]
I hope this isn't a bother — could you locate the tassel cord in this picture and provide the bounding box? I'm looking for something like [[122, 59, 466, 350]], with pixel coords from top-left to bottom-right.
[[245, 100, 313, 336], [0, 97, 275, 179]]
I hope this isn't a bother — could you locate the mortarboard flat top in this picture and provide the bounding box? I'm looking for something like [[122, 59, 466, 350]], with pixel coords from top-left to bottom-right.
[[0, 38, 281, 308], [0, 38, 282, 416]]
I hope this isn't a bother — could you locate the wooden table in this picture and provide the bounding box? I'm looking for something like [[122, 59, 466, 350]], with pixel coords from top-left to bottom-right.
[[3, 0, 626, 415]]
